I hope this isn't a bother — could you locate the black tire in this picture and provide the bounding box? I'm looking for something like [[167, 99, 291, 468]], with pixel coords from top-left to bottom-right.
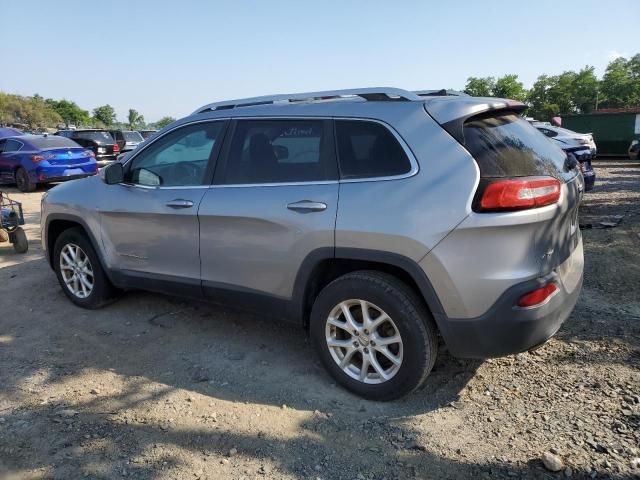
[[10, 227, 28, 253], [310, 271, 438, 401], [15, 167, 36, 192], [53, 227, 119, 309]]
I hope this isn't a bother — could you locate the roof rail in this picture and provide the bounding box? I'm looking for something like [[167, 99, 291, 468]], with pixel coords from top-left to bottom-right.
[[413, 89, 470, 97], [193, 87, 422, 114]]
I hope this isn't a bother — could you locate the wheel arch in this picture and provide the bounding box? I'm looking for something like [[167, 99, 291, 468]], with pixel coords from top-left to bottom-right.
[[291, 248, 446, 330], [45, 214, 110, 279]]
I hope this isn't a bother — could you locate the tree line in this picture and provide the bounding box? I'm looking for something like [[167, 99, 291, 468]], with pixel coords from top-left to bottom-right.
[[0, 92, 175, 131], [2, 53, 638, 131], [463, 54, 640, 120]]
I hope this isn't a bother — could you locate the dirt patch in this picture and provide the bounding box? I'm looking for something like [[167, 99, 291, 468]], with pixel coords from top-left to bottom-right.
[[1, 160, 639, 479]]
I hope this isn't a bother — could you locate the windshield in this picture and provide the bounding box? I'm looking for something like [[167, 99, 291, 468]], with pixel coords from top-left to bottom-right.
[[74, 131, 114, 144], [123, 131, 144, 142], [463, 113, 575, 181]]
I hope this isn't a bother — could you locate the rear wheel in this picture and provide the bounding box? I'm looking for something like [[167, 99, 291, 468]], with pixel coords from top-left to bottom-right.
[[10, 227, 28, 253], [53, 228, 119, 309], [310, 271, 438, 401], [15, 167, 36, 192]]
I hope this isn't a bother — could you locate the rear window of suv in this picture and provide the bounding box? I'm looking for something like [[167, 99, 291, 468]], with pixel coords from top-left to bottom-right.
[[463, 113, 573, 180], [73, 131, 114, 144], [123, 131, 143, 142]]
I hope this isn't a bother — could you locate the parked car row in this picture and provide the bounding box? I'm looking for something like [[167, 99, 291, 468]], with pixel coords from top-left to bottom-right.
[[532, 122, 597, 191], [0, 126, 155, 191], [0, 135, 97, 191]]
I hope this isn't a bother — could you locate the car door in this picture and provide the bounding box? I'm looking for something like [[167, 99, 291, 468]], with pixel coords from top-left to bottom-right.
[[98, 120, 227, 294], [198, 118, 339, 313], [0, 140, 7, 180], [0, 139, 23, 181]]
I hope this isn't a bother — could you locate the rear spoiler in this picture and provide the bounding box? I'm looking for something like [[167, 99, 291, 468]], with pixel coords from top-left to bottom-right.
[[423, 96, 526, 144]]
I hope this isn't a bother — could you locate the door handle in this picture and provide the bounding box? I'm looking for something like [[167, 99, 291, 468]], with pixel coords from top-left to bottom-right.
[[166, 199, 194, 209], [287, 200, 327, 213]]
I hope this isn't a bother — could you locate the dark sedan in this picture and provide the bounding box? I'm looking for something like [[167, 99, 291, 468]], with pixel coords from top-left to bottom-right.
[[55, 129, 119, 167]]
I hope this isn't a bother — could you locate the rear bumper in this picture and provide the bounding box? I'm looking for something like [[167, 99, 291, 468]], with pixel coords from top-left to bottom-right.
[[34, 163, 98, 183], [40, 174, 95, 183], [435, 237, 584, 359]]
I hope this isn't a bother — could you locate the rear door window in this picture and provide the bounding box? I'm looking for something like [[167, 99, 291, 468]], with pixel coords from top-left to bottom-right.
[[463, 113, 574, 181], [335, 120, 412, 179], [3, 139, 23, 152], [221, 119, 336, 184]]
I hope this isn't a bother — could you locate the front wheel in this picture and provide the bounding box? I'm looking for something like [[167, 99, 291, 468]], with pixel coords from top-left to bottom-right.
[[310, 271, 438, 401], [15, 167, 36, 192], [53, 227, 119, 309]]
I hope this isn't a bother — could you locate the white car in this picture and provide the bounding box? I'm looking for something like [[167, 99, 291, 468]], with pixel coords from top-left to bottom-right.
[[534, 124, 597, 157]]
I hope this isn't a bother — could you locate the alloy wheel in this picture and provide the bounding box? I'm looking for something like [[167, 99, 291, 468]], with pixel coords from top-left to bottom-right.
[[59, 243, 94, 299], [325, 299, 403, 384]]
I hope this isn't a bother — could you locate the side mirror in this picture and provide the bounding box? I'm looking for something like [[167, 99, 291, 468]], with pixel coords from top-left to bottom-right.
[[103, 162, 124, 184]]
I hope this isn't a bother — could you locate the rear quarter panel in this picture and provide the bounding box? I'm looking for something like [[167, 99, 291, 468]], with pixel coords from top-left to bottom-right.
[[335, 105, 478, 261]]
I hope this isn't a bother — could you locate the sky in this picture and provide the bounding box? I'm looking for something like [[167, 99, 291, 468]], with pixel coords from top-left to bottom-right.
[[1, 0, 638, 123]]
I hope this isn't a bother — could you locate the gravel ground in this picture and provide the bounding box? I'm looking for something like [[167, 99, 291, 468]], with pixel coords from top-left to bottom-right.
[[0, 159, 639, 480]]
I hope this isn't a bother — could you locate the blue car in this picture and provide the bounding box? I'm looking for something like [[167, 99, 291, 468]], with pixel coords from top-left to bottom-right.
[[0, 135, 98, 192], [563, 146, 596, 191]]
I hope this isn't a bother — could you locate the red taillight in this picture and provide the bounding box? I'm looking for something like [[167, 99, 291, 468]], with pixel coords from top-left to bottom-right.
[[113, 144, 120, 152], [479, 176, 561, 212], [517, 283, 558, 308], [31, 154, 54, 163]]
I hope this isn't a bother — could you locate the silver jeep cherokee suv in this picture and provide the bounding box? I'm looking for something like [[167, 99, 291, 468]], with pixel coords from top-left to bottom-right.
[[41, 88, 584, 400]]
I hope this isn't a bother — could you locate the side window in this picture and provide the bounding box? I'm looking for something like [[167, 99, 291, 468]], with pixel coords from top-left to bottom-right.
[[125, 122, 223, 187], [222, 119, 336, 184], [3, 140, 22, 153], [335, 120, 411, 179], [0, 140, 6, 153]]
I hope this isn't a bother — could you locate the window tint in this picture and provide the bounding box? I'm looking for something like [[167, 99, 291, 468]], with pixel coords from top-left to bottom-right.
[[123, 131, 143, 142], [3, 139, 23, 153], [335, 120, 411, 179], [28, 136, 81, 149], [74, 131, 114, 143], [126, 122, 223, 187], [223, 120, 335, 184], [463, 113, 572, 181]]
